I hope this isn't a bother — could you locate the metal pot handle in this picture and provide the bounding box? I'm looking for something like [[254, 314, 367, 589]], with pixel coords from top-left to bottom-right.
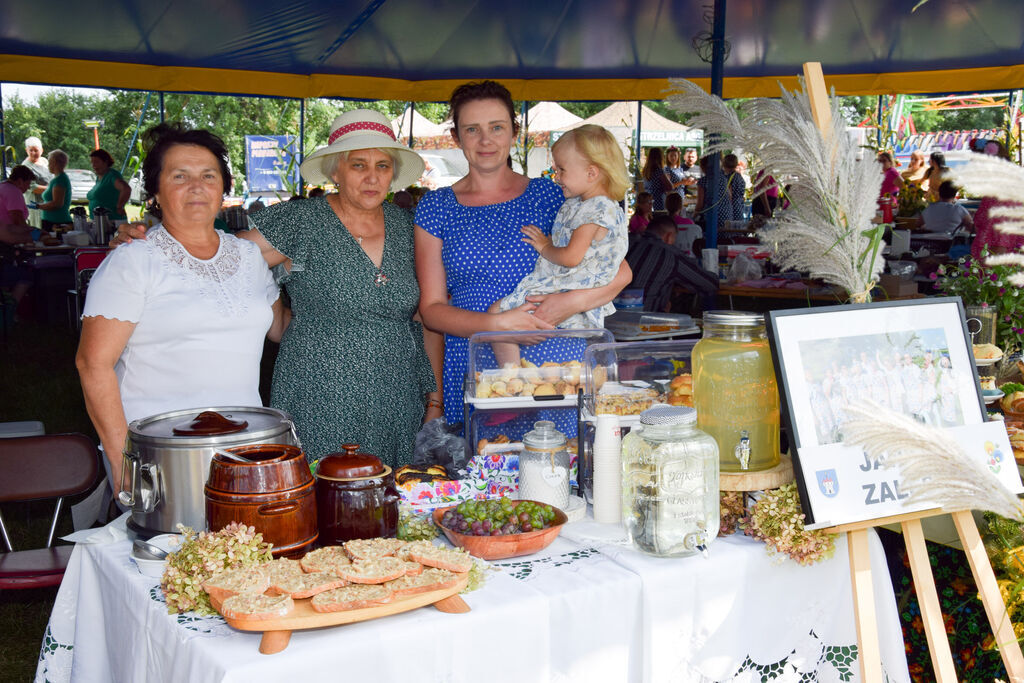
[[284, 417, 303, 450], [117, 452, 137, 507], [139, 463, 162, 513]]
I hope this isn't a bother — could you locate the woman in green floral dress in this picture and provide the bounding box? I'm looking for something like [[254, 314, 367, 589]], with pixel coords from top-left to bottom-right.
[[244, 111, 442, 466]]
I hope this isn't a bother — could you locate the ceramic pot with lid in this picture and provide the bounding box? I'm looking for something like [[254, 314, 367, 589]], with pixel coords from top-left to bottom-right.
[[121, 407, 299, 536], [205, 444, 318, 558], [315, 444, 399, 544]]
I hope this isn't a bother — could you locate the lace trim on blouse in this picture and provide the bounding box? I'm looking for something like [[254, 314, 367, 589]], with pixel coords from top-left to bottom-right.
[[151, 227, 254, 318]]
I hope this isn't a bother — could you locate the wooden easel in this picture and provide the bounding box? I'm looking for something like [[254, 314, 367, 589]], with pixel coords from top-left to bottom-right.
[[802, 61, 1024, 681]]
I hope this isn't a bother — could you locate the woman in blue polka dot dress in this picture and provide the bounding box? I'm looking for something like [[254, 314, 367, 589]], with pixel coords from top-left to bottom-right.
[[415, 81, 631, 428]]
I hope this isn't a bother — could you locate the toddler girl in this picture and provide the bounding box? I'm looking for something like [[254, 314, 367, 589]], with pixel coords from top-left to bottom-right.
[[489, 124, 629, 330]]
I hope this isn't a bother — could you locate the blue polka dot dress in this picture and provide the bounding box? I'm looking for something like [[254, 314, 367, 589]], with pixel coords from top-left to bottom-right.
[[415, 177, 564, 425]]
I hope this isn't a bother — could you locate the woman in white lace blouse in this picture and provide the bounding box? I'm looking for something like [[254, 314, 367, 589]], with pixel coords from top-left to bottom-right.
[[76, 124, 286, 492]]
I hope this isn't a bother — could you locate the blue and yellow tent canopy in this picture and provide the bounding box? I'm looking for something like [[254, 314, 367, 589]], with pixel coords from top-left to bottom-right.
[[2, 0, 1024, 100]]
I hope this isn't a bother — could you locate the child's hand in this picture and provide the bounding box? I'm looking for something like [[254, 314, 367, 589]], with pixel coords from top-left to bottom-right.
[[521, 225, 552, 255]]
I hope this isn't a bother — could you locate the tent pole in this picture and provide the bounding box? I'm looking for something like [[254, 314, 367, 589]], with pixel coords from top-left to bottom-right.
[[408, 102, 414, 148], [0, 83, 6, 181], [522, 101, 529, 175], [299, 98, 306, 195], [634, 101, 642, 188], [706, 0, 727, 250], [159, 92, 165, 123]]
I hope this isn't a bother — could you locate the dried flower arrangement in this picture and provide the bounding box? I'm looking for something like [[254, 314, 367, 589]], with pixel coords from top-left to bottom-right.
[[718, 487, 838, 566], [667, 78, 885, 302]]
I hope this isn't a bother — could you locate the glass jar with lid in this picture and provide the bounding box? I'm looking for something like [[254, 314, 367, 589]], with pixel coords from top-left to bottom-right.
[[692, 310, 780, 472], [621, 405, 719, 557], [519, 421, 570, 509]]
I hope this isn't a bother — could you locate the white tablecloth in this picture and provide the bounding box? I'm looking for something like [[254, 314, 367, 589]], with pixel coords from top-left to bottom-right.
[[36, 521, 908, 683]]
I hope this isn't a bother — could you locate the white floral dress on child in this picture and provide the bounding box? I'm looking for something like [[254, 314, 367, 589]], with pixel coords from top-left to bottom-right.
[[498, 195, 627, 329]]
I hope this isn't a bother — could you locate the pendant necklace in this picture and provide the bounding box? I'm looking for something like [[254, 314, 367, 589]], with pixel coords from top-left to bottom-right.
[[336, 198, 387, 286]]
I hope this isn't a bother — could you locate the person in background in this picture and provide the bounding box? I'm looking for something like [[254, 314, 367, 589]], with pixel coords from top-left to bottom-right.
[[922, 151, 949, 203], [695, 155, 727, 229], [0, 166, 34, 243], [0, 166, 37, 309], [877, 152, 904, 199], [665, 192, 700, 257], [664, 146, 695, 200], [917, 180, 973, 236], [34, 150, 73, 235], [307, 187, 325, 198], [246, 200, 266, 215], [901, 150, 928, 187], [642, 147, 686, 211], [87, 148, 131, 220], [392, 189, 414, 213], [625, 215, 718, 313], [722, 153, 747, 222], [629, 191, 653, 234], [20, 136, 51, 187], [751, 168, 778, 218]]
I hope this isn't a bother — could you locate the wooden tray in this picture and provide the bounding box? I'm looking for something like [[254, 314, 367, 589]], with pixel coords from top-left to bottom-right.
[[211, 572, 471, 654]]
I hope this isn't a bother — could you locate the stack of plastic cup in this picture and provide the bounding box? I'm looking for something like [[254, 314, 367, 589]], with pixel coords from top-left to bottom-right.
[[592, 414, 622, 523]]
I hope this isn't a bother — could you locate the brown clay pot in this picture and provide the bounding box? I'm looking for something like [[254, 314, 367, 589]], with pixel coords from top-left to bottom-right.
[[315, 444, 399, 545], [205, 444, 318, 558]]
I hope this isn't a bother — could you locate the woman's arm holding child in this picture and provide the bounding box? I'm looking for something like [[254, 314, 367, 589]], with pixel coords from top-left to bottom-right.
[[522, 223, 607, 268]]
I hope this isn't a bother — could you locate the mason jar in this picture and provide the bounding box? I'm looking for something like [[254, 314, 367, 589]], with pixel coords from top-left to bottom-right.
[[692, 310, 781, 472], [519, 420, 570, 509], [621, 405, 719, 557]]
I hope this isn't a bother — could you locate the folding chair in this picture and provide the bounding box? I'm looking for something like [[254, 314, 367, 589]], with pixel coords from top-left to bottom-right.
[[67, 246, 110, 331], [0, 434, 100, 589]]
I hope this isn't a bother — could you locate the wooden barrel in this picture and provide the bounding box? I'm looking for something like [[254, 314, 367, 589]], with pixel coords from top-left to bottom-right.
[[205, 444, 318, 557]]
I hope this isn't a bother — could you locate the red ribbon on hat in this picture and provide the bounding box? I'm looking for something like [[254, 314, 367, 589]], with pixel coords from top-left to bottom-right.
[[328, 121, 397, 145]]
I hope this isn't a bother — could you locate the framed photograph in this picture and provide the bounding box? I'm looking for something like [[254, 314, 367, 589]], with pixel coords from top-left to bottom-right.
[[767, 298, 997, 528]]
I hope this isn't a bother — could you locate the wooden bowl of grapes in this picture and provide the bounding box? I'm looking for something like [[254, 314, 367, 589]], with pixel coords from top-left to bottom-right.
[[432, 498, 568, 561]]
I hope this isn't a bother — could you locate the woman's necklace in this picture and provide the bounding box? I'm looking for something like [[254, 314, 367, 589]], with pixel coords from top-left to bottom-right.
[[333, 196, 388, 286]]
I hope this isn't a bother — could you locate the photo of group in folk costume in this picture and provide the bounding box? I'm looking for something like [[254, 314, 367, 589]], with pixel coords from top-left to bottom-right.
[[799, 328, 966, 446]]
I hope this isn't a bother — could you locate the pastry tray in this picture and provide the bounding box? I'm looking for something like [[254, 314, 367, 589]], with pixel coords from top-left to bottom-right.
[[211, 572, 470, 654]]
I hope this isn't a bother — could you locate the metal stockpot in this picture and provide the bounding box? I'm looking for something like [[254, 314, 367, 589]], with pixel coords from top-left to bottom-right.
[[119, 406, 300, 536]]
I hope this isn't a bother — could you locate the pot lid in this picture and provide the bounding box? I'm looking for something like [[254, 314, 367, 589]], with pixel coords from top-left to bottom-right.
[[316, 444, 385, 479], [128, 406, 294, 447], [172, 410, 248, 436]]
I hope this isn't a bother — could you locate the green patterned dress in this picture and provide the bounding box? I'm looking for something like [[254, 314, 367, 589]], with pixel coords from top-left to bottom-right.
[[251, 197, 435, 467]]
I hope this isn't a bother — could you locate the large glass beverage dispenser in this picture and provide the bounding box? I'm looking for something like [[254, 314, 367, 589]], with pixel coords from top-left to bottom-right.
[[692, 311, 781, 472]]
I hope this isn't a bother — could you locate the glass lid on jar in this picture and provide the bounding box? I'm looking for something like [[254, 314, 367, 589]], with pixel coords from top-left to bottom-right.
[[640, 404, 697, 425], [702, 310, 764, 327], [523, 420, 566, 449]]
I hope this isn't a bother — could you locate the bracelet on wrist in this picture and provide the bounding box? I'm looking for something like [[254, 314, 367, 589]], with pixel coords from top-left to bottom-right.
[[426, 398, 443, 409]]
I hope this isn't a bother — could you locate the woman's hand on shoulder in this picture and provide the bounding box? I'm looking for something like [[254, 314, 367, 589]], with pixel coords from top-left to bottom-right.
[[110, 222, 149, 247]]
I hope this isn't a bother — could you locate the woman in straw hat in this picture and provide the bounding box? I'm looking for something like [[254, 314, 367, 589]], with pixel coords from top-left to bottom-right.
[[113, 110, 441, 467]]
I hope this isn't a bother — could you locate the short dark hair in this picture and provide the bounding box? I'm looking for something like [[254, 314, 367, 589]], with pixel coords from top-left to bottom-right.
[[929, 151, 946, 167], [141, 123, 232, 198], [8, 165, 35, 183], [447, 80, 520, 139], [647, 215, 676, 237], [937, 180, 958, 200], [90, 148, 115, 167]]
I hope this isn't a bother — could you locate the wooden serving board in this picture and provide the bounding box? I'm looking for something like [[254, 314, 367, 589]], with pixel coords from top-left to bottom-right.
[[211, 572, 470, 654]]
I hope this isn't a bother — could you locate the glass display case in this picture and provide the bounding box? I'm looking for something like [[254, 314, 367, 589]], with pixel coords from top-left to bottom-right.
[[464, 329, 613, 494], [579, 339, 698, 501]]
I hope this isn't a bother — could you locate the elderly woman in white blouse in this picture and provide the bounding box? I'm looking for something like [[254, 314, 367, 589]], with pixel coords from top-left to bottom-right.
[[76, 124, 285, 492]]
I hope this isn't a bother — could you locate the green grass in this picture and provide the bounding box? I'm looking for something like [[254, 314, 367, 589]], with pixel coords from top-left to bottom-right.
[[0, 318, 97, 681]]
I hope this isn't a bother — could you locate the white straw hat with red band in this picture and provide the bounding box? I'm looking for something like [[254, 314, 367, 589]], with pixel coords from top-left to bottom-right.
[[300, 109, 425, 190]]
